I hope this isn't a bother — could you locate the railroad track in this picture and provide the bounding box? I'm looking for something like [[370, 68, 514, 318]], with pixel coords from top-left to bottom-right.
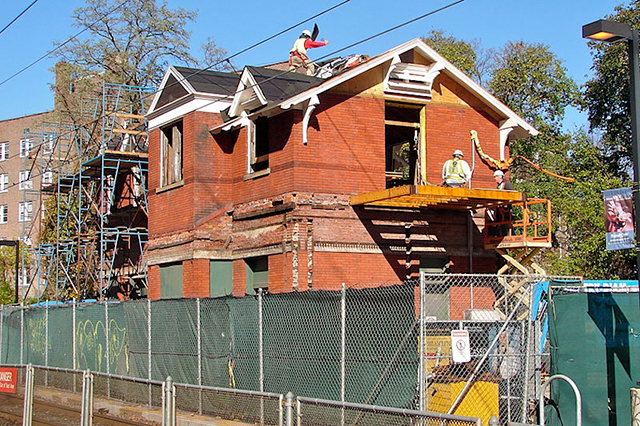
[[0, 393, 155, 425]]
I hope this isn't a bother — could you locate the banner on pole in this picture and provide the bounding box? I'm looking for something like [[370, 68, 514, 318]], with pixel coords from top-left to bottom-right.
[[604, 187, 635, 251]]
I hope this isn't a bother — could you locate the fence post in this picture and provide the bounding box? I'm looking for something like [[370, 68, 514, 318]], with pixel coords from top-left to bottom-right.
[[81, 369, 94, 426], [197, 298, 202, 415], [340, 283, 346, 426], [419, 272, 426, 412], [104, 302, 110, 398], [162, 376, 176, 426], [284, 392, 295, 426], [23, 364, 34, 426], [20, 306, 24, 365], [0, 304, 3, 362], [45, 303, 49, 369], [73, 300, 77, 370], [258, 288, 265, 425], [148, 298, 152, 407]]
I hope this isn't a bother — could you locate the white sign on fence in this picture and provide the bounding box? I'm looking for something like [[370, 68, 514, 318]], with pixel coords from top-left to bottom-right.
[[451, 330, 471, 363]]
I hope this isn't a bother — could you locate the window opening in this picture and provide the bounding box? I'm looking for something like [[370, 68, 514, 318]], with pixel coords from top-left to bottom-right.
[[385, 104, 421, 188], [249, 117, 269, 173], [161, 120, 183, 187]]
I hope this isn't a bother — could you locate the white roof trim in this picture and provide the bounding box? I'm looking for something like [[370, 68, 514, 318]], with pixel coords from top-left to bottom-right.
[[147, 65, 197, 115], [281, 38, 538, 137], [228, 68, 268, 118]]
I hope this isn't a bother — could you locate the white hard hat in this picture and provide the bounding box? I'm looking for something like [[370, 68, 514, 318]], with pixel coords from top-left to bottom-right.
[[453, 149, 464, 157], [302, 29, 312, 37], [493, 170, 505, 177]]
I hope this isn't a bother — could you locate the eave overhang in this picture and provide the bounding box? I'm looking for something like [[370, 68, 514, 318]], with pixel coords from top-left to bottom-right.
[[349, 185, 523, 210]]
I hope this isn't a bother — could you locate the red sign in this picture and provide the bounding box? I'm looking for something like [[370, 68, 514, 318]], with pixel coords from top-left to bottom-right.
[[0, 368, 17, 394]]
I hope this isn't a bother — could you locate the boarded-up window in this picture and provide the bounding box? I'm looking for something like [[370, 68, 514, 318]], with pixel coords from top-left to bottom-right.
[[161, 121, 183, 186], [160, 262, 183, 298], [245, 256, 268, 294], [248, 117, 269, 173], [210, 260, 232, 298]]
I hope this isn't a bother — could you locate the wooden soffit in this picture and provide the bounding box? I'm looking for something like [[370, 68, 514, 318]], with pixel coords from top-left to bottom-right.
[[349, 185, 524, 210]]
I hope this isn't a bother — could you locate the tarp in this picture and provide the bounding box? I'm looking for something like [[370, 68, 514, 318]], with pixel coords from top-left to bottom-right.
[[548, 291, 640, 425]]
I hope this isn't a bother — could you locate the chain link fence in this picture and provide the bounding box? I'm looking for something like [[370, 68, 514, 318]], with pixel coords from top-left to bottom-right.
[[0, 274, 578, 424]]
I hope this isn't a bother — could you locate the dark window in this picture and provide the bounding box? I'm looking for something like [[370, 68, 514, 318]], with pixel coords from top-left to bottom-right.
[[161, 121, 183, 186], [245, 256, 268, 294], [210, 260, 233, 297], [249, 117, 269, 173], [160, 262, 183, 298]]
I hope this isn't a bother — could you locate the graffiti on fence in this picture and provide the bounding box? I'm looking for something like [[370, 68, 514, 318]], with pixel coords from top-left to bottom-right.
[[76, 319, 129, 372], [26, 316, 48, 356]]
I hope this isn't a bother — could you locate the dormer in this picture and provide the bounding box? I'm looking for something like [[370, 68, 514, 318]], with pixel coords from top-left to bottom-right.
[[383, 57, 445, 98], [228, 69, 268, 118]]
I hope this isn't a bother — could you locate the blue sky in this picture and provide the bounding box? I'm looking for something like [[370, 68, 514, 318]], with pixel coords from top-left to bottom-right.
[[0, 0, 621, 128]]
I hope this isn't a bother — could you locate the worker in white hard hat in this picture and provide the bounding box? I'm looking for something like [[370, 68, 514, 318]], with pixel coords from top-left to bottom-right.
[[442, 149, 471, 187], [493, 170, 513, 190], [289, 29, 329, 75], [489, 169, 514, 237]]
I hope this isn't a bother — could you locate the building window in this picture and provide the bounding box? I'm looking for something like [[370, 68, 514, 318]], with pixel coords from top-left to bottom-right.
[[0, 205, 7, 224], [210, 260, 232, 298], [19, 170, 32, 190], [0, 142, 8, 161], [20, 139, 32, 158], [245, 256, 268, 294], [42, 169, 53, 185], [160, 262, 183, 298], [0, 174, 8, 193], [18, 201, 32, 222], [160, 120, 183, 187], [43, 134, 54, 154], [248, 117, 269, 174]]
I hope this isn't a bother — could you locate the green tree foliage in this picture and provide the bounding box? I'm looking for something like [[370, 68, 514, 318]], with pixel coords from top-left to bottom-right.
[[426, 28, 629, 277], [422, 30, 487, 85], [583, 2, 640, 176], [489, 41, 580, 129], [54, 0, 230, 88]]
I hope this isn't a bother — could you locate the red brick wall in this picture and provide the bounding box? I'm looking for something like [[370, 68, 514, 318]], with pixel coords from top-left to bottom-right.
[[147, 265, 161, 300], [425, 102, 501, 188], [449, 286, 496, 320], [182, 258, 210, 298]]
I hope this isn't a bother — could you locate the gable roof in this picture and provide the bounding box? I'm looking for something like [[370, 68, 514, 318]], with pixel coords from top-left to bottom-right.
[[227, 66, 324, 118], [147, 66, 241, 117], [212, 38, 538, 139]]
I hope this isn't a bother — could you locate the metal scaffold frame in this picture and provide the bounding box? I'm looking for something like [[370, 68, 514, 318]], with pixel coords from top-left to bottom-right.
[[27, 82, 154, 301]]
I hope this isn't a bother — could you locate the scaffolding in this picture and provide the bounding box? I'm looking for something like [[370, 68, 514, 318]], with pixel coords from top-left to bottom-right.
[[24, 83, 154, 300]]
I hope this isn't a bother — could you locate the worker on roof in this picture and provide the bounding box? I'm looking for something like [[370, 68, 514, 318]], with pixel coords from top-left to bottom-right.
[[442, 149, 471, 187], [289, 29, 329, 76]]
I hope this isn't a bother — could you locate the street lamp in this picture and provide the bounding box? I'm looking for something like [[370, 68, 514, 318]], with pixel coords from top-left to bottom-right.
[[583, 19, 640, 289]]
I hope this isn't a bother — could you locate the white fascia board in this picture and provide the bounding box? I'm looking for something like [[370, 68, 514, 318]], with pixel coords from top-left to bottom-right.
[[228, 68, 268, 117], [413, 42, 539, 137], [279, 38, 538, 137], [149, 94, 232, 130], [147, 65, 196, 115]]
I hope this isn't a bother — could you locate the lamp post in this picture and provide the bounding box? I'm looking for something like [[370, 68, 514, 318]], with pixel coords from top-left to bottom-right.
[[583, 20, 640, 289], [0, 240, 19, 304]]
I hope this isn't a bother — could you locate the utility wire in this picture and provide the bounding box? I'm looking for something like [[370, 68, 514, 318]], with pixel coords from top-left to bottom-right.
[[0, 0, 129, 87], [0, 0, 40, 36], [192, 0, 468, 115]]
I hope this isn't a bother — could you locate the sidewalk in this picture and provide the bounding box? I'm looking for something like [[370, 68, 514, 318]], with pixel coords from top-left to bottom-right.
[[34, 386, 253, 426]]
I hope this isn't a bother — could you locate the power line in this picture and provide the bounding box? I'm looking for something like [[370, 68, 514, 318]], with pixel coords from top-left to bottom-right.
[[0, 0, 129, 87], [191, 0, 469, 115], [0, 0, 40, 36]]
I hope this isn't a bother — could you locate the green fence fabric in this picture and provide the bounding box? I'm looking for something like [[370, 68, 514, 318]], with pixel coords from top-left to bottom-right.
[[0, 284, 419, 408], [548, 291, 640, 426]]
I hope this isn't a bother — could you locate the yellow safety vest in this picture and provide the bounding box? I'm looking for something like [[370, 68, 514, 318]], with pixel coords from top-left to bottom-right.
[[290, 38, 308, 56], [445, 159, 465, 180]]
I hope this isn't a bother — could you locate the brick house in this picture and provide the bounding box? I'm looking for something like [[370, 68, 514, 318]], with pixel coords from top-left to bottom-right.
[[145, 38, 538, 300]]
